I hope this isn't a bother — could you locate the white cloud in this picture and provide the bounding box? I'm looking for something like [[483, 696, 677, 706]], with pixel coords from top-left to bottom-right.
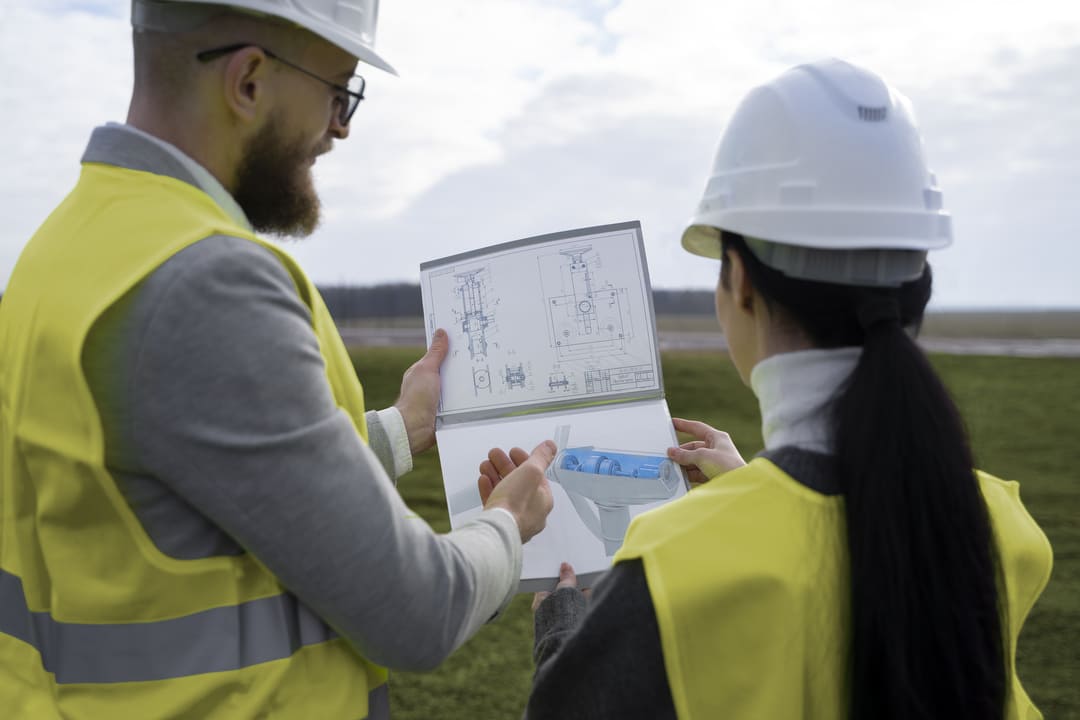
[[2, 0, 1079, 307], [915, 44, 1080, 307], [0, 3, 131, 281]]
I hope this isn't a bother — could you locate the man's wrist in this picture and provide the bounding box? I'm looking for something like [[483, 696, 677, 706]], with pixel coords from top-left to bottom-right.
[[486, 506, 518, 530]]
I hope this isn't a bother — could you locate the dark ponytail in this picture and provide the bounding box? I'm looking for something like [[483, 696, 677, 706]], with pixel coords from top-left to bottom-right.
[[721, 232, 1005, 719]]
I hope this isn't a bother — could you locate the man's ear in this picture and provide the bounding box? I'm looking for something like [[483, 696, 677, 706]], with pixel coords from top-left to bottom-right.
[[726, 249, 755, 314], [221, 46, 271, 124]]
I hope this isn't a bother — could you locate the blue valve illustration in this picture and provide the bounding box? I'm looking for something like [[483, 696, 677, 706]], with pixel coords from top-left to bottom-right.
[[547, 425, 683, 555]]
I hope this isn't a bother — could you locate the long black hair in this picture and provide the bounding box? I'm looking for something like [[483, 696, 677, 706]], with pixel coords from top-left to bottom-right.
[[720, 232, 1005, 719]]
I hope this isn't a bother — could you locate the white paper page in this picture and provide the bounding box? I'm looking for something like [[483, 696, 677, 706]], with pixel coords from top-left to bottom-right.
[[436, 398, 688, 591], [421, 223, 660, 420]]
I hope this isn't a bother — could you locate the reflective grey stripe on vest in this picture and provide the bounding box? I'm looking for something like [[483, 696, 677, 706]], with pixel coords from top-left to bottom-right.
[[0, 568, 353, 686]]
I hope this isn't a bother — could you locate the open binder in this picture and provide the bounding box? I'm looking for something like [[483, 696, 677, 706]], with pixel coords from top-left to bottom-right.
[[420, 221, 689, 590]]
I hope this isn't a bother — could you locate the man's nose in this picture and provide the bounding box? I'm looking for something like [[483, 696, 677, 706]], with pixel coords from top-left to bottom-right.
[[329, 111, 350, 140]]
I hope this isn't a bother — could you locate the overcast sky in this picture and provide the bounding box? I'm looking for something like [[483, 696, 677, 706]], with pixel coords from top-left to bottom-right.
[[2, 0, 1078, 308]]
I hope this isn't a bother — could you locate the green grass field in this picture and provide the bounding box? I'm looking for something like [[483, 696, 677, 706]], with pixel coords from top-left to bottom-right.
[[340, 310, 1080, 339], [350, 347, 1080, 719]]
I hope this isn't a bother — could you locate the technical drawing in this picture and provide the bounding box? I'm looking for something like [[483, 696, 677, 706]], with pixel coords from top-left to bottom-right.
[[504, 363, 527, 390], [544, 246, 633, 360], [473, 366, 492, 394], [547, 426, 682, 555], [452, 268, 496, 361], [583, 365, 655, 394], [450, 267, 500, 396], [548, 372, 575, 393], [423, 223, 660, 418]]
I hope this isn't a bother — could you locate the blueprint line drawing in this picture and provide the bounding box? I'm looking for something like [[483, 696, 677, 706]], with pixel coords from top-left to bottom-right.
[[547, 372, 575, 393], [504, 363, 527, 390], [583, 365, 655, 394], [472, 365, 492, 394], [450, 267, 500, 395], [544, 246, 633, 360], [453, 268, 496, 360]]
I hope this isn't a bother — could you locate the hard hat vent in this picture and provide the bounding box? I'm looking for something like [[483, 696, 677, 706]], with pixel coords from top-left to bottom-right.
[[858, 106, 888, 122]]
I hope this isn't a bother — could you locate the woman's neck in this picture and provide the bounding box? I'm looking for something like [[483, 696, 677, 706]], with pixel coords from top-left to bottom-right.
[[749, 347, 862, 453]]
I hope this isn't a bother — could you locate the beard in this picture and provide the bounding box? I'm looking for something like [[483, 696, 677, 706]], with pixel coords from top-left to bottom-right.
[[233, 113, 327, 238]]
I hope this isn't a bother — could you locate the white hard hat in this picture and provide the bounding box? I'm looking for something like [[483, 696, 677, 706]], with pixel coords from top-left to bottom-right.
[[682, 58, 950, 286], [132, 0, 396, 75]]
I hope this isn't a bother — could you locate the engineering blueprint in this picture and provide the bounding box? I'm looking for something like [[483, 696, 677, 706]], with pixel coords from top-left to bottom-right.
[[421, 223, 687, 590], [420, 222, 661, 420]]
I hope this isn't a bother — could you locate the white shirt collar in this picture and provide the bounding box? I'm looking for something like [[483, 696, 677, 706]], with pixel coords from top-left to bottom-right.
[[749, 347, 862, 454]]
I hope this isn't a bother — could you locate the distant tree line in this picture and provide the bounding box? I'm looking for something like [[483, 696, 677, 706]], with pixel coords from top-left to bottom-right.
[[318, 283, 424, 320], [317, 283, 714, 321], [651, 288, 715, 315]]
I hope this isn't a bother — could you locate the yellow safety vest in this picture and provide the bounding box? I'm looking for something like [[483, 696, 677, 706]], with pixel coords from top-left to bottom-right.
[[615, 457, 1053, 720], [0, 162, 388, 719]]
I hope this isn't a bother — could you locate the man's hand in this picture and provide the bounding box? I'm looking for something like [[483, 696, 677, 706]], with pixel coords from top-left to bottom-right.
[[478, 441, 556, 544], [667, 417, 747, 485], [394, 329, 449, 455]]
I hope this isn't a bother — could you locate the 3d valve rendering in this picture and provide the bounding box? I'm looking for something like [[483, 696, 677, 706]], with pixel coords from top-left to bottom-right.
[[547, 425, 683, 555]]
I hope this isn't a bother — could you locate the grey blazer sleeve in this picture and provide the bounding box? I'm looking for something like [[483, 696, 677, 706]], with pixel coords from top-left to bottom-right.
[[120, 236, 520, 670]]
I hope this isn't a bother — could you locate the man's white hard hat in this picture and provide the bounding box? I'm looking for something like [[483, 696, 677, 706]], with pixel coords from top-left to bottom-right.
[[132, 0, 396, 75], [682, 58, 950, 286]]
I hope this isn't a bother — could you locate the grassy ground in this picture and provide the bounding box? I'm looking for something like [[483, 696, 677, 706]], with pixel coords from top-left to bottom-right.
[[922, 310, 1080, 339], [350, 347, 1080, 719]]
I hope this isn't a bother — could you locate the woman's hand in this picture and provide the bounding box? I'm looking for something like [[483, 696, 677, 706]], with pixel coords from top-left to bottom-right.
[[533, 562, 588, 612], [667, 417, 747, 485]]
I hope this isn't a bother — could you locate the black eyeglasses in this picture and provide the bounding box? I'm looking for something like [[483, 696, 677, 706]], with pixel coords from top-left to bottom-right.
[[196, 43, 366, 126]]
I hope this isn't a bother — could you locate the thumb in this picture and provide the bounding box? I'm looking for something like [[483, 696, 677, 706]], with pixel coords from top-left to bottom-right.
[[526, 439, 557, 471], [422, 328, 450, 367], [667, 445, 707, 467], [554, 561, 578, 591]]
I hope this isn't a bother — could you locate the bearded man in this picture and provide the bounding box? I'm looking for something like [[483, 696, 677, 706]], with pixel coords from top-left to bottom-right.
[[0, 2, 555, 718]]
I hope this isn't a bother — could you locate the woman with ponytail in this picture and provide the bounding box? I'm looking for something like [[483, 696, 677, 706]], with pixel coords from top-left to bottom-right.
[[501, 59, 1053, 719]]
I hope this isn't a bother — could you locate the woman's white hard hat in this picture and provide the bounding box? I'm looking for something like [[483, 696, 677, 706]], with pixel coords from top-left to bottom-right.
[[132, 0, 396, 75], [682, 58, 950, 286]]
